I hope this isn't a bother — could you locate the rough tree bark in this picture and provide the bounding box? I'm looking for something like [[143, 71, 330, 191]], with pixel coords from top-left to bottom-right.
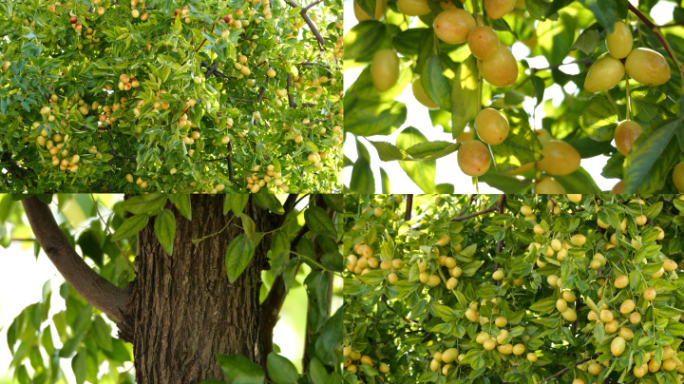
[[24, 195, 293, 384]]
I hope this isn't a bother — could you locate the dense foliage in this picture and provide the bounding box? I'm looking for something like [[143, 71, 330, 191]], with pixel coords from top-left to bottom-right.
[[344, 194, 684, 384], [343, 0, 684, 194], [0, 0, 343, 193], [0, 193, 343, 384]]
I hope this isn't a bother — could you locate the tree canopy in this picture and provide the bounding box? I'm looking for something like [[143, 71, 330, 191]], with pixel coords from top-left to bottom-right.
[[343, 193, 684, 384], [0, 0, 343, 193]]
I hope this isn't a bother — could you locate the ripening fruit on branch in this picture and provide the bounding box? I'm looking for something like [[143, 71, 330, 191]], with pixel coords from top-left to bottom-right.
[[643, 287, 656, 301], [584, 56, 625, 93], [467, 26, 500, 61], [614, 120, 642, 157], [625, 48, 671, 86], [484, 0, 515, 20], [534, 177, 565, 194], [354, 0, 386, 21], [606, 21, 633, 60], [475, 108, 509, 145], [613, 275, 628, 289], [673, 162, 684, 192], [434, 9, 476, 44], [412, 78, 438, 108], [457, 140, 491, 177], [481, 45, 518, 88], [1, 61, 10, 71], [611, 336, 626, 356], [527, 353, 537, 362], [397, 0, 430, 16], [567, 194, 581, 203], [537, 140, 580, 176], [371, 49, 400, 92]]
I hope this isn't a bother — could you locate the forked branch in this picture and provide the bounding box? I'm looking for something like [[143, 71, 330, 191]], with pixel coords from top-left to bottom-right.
[[285, 0, 325, 50], [22, 196, 128, 322]]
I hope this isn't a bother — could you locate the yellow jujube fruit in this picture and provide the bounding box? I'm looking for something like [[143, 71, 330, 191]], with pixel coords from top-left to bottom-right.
[[467, 26, 500, 60], [354, 0, 386, 21], [571, 234, 586, 246], [371, 49, 400, 92], [436, 234, 450, 246], [537, 140, 581, 176], [512, 344, 525, 355], [556, 299, 567, 312], [442, 348, 458, 363], [492, 270, 505, 280], [484, 0, 516, 19], [584, 56, 625, 93], [475, 108, 509, 145], [561, 308, 577, 322], [534, 177, 565, 194], [643, 287, 656, 301], [397, 0, 430, 16], [606, 21, 633, 60], [567, 194, 582, 203], [379, 363, 390, 373], [614, 120, 642, 157], [614, 275, 629, 289], [457, 140, 491, 177], [434, 9, 476, 44], [625, 47, 671, 86], [483, 339, 496, 351], [430, 359, 440, 372], [673, 162, 684, 192], [527, 353, 538, 362], [611, 336, 626, 356], [412, 78, 438, 108], [481, 45, 518, 87]]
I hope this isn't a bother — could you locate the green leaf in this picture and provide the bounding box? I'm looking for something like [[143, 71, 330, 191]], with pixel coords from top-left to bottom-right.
[[405, 141, 460, 160], [345, 98, 407, 137], [253, 195, 284, 214], [580, 96, 619, 141], [308, 358, 329, 384], [77, 230, 103, 267], [421, 55, 451, 110], [111, 214, 149, 241], [570, 24, 601, 55], [451, 55, 480, 139], [380, 167, 391, 193], [530, 76, 545, 107], [322, 195, 344, 213], [270, 230, 291, 276], [554, 167, 602, 193], [349, 158, 375, 193], [92, 316, 112, 352], [120, 194, 168, 215], [479, 169, 534, 193], [154, 209, 176, 256], [305, 206, 336, 238], [217, 354, 265, 384], [343, 21, 386, 60], [666, 322, 684, 337], [490, 116, 543, 172], [367, 141, 409, 161], [267, 353, 299, 384], [314, 307, 343, 365], [355, 0, 376, 23], [576, 0, 619, 33], [72, 350, 87, 384], [536, 12, 577, 65], [171, 194, 192, 221], [226, 194, 250, 216], [225, 234, 256, 283], [624, 118, 682, 193], [397, 127, 436, 193], [529, 297, 557, 313]]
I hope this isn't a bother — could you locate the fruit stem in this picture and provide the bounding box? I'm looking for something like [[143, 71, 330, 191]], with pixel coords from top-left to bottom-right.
[[625, 72, 632, 121], [627, 3, 684, 95]]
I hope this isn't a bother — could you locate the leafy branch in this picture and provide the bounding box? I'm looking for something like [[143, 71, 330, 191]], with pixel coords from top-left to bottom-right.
[[540, 353, 602, 382], [285, 0, 325, 50]]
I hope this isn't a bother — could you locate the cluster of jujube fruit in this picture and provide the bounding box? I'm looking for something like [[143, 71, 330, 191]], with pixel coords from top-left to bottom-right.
[[344, 194, 684, 384]]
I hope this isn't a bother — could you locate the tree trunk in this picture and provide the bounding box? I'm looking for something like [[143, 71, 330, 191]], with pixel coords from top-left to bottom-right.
[[117, 195, 281, 384]]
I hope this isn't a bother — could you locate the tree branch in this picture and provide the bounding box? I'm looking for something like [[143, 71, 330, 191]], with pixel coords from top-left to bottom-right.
[[494, 195, 506, 286], [457, 194, 477, 218], [22, 196, 128, 322], [285, 0, 325, 50], [404, 194, 413, 221], [452, 207, 497, 222], [257, 77, 270, 104], [296, 61, 330, 68], [540, 353, 601, 382], [286, 74, 298, 108]]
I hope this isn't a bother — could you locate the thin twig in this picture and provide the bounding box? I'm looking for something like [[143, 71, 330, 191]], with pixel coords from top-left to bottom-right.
[[452, 207, 497, 222], [404, 194, 413, 221], [286, 74, 298, 108], [540, 354, 602, 382], [457, 194, 477, 218]]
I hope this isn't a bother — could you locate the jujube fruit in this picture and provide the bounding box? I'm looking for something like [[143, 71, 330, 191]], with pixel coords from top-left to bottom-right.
[[434, 9, 476, 44], [673, 162, 684, 192], [606, 21, 633, 60], [412, 78, 438, 108], [457, 140, 491, 177], [537, 140, 580, 176], [397, 0, 431, 16], [614, 120, 642, 157], [467, 26, 500, 60], [371, 49, 400, 92], [584, 56, 625, 93], [625, 47, 671, 86], [481, 45, 518, 87], [475, 108, 509, 145], [534, 177, 565, 194], [484, 0, 516, 20], [611, 336, 626, 356]]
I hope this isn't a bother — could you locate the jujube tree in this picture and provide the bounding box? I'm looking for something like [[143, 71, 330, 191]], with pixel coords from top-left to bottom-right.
[[343, 193, 684, 384], [0, 0, 343, 193]]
